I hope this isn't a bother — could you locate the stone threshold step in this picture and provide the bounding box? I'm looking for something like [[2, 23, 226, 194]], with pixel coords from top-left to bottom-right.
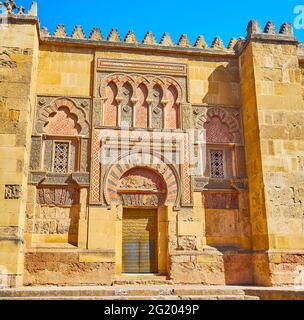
[[0, 288, 247, 298], [0, 295, 260, 301], [113, 274, 172, 285]]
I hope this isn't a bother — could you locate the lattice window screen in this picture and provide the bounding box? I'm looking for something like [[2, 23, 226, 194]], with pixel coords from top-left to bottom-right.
[[210, 150, 225, 179], [53, 142, 69, 173]]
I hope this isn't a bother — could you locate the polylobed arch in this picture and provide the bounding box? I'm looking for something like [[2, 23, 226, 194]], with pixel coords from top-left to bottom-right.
[[37, 97, 89, 136], [204, 107, 241, 144]]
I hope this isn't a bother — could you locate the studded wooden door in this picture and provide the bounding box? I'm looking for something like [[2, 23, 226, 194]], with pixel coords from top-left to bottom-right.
[[122, 209, 158, 274]]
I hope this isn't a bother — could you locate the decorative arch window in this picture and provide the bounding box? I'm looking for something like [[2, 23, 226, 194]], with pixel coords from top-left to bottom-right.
[[202, 107, 241, 180], [44, 106, 81, 136], [35, 97, 90, 175]]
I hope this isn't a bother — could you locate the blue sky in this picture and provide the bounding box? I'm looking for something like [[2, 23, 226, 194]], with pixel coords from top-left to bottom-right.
[[19, 0, 304, 45]]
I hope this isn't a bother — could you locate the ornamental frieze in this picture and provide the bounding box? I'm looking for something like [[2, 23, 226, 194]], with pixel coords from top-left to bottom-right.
[[96, 58, 188, 77], [37, 187, 80, 206]]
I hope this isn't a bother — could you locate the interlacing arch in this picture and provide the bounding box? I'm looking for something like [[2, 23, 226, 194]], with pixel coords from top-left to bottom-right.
[[101, 73, 183, 129]]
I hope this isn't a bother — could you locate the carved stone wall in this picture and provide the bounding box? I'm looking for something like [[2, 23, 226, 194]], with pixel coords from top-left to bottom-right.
[[25, 205, 80, 246]]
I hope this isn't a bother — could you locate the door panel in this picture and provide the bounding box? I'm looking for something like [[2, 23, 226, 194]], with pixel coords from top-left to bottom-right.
[[122, 209, 158, 273]]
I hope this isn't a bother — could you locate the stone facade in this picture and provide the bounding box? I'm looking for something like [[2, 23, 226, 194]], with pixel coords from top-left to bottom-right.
[[0, 2, 303, 288]]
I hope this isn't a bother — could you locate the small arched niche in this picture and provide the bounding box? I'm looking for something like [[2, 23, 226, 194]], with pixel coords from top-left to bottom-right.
[[104, 81, 119, 127], [166, 85, 180, 129], [135, 83, 149, 128]]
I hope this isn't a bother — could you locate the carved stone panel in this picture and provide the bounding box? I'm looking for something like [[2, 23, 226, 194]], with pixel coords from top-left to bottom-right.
[[117, 168, 167, 207], [151, 84, 164, 129], [120, 82, 133, 127], [5, 185, 22, 199], [121, 194, 164, 207], [96, 58, 188, 77], [30, 136, 42, 171], [181, 103, 193, 129], [121, 105, 133, 127], [93, 99, 103, 127], [80, 138, 90, 172], [37, 187, 80, 206], [43, 139, 53, 172], [193, 106, 207, 129], [152, 105, 164, 129]]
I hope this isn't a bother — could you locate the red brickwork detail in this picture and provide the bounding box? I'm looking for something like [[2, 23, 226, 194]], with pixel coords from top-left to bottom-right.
[[45, 107, 81, 136], [90, 130, 101, 202], [205, 116, 233, 143], [182, 134, 192, 204], [204, 107, 241, 144]]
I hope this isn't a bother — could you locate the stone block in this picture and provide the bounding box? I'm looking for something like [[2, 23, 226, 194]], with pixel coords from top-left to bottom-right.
[[178, 221, 201, 236], [79, 252, 115, 263]]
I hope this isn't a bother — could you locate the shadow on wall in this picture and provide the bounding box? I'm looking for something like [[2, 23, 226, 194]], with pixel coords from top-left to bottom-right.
[[201, 62, 272, 286], [202, 61, 241, 107]]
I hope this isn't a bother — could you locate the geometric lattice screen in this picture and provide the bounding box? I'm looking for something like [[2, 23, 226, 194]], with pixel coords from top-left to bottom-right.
[[53, 142, 69, 173], [210, 150, 225, 179]]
